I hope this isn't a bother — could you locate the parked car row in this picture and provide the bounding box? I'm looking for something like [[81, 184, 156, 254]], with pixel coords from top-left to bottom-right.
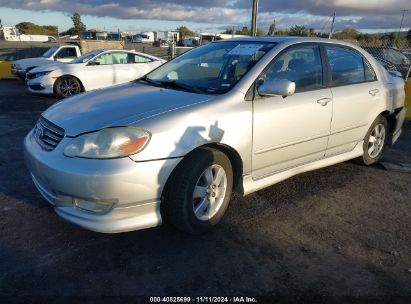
[[12, 46, 165, 98], [22, 37, 406, 234]]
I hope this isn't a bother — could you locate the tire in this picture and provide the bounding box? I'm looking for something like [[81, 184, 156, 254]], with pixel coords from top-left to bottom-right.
[[163, 147, 233, 234], [54, 76, 82, 98], [359, 115, 388, 165]]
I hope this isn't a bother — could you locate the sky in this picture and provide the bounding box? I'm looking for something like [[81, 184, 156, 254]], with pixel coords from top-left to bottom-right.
[[0, 0, 410, 34]]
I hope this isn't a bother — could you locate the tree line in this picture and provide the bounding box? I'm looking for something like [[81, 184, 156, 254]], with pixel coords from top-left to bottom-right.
[[16, 12, 86, 37]]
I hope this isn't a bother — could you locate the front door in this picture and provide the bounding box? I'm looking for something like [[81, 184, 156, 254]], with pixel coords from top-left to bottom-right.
[[252, 44, 332, 178], [83, 52, 116, 91]]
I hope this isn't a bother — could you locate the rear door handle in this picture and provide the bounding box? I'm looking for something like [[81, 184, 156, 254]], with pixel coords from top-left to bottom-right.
[[316, 97, 332, 106], [369, 89, 379, 96]]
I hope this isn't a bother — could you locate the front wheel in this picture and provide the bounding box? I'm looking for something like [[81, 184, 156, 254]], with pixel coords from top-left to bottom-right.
[[359, 116, 388, 165], [54, 76, 82, 98], [163, 147, 233, 234]]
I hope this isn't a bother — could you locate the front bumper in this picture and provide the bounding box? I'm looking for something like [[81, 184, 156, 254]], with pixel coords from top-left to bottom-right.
[[24, 129, 182, 233], [11, 68, 26, 78], [26, 76, 54, 95]]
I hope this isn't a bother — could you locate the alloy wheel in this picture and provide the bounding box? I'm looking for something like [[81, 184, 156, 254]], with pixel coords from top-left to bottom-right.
[[59, 78, 80, 97], [192, 164, 227, 221], [368, 123, 385, 158]]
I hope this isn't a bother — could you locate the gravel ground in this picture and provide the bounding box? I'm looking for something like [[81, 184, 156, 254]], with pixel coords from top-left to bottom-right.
[[0, 80, 410, 298]]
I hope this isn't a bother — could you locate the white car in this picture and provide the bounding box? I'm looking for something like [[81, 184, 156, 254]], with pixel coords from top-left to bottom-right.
[[11, 45, 81, 78], [26, 49, 165, 97]]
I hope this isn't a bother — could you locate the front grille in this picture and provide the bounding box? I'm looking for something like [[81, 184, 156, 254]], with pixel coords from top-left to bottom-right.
[[34, 116, 65, 151]]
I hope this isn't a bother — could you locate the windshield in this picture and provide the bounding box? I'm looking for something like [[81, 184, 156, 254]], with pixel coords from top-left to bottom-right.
[[42, 46, 60, 58], [143, 41, 277, 94], [71, 50, 103, 64]]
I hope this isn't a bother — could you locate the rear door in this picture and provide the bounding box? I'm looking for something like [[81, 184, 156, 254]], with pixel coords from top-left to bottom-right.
[[252, 44, 333, 178], [324, 46, 381, 156], [111, 52, 136, 84], [124, 53, 162, 80], [112, 52, 159, 83]]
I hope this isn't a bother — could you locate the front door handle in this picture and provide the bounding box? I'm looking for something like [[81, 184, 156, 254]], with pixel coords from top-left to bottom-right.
[[316, 97, 332, 106], [369, 89, 379, 96]]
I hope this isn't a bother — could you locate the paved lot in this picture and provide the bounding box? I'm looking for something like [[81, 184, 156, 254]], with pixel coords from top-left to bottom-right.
[[0, 80, 410, 297]]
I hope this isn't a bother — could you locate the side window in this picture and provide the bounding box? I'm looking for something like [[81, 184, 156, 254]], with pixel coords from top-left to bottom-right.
[[94, 53, 113, 65], [132, 54, 152, 63], [327, 47, 374, 86], [111, 52, 129, 64], [264, 45, 323, 92], [364, 60, 376, 81], [56, 47, 77, 58]]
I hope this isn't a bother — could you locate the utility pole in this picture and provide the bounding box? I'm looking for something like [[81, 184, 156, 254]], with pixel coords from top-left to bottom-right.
[[398, 9, 408, 37], [329, 12, 336, 39], [251, 0, 258, 36]]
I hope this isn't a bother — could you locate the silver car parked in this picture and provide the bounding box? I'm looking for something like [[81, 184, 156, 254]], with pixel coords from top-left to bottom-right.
[[24, 37, 406, 234]]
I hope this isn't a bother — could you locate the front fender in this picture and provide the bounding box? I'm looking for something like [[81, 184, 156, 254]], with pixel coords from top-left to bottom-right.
[[128, 91, 253, 174]]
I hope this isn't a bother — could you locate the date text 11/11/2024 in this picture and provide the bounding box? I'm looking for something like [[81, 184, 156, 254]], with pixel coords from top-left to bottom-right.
[[149, 296, 258, 303]]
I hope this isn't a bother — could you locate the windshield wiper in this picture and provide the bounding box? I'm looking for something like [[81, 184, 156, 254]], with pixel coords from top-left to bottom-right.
[[156, 80, 203, 94], [138, 76, 203, 94], [138, 75, 161, 85]]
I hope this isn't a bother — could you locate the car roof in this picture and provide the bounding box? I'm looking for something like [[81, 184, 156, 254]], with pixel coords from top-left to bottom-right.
[[96, 48, 161, 60], [213, 36, 358, 47]]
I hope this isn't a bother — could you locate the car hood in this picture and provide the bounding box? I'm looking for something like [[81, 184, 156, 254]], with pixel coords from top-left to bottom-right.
[[43, 82, 215, 136], [14, 57, 52, 67], [30, 62, 65, 73]]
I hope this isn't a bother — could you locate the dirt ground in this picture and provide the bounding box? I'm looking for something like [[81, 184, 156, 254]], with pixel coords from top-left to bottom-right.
[[0, 80, 410, 299]]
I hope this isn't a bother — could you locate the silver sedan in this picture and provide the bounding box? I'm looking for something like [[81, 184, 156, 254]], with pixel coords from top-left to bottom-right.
[[24, 37, 406, 234]]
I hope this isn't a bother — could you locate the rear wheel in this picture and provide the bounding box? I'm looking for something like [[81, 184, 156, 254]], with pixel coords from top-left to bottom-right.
[[359, 116, 388, 165], [163, 147, 233, 234], [54, 76, 82, 98]]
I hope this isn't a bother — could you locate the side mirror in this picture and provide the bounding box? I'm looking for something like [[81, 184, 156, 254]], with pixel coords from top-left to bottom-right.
[[257, 78, 296, 97], [88, 61, 100, 66]]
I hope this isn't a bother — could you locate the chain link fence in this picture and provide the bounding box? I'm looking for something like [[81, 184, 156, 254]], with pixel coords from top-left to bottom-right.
[[0, 40, 193, 62], [358, 40, 411, 80], [123, 42, 192, 60], [0, 41, 58, 60]]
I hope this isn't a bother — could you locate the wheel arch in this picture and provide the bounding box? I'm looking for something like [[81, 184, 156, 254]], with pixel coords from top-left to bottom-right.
[[379, 110, 393, 130], [161, 143, 244, 202], [53, 74, 85, 94], [200, 143, 243, 192]]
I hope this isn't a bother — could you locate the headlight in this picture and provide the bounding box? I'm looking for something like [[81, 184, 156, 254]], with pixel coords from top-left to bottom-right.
[[34, 71, 52, 78], [64, 127, 151, 159]]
